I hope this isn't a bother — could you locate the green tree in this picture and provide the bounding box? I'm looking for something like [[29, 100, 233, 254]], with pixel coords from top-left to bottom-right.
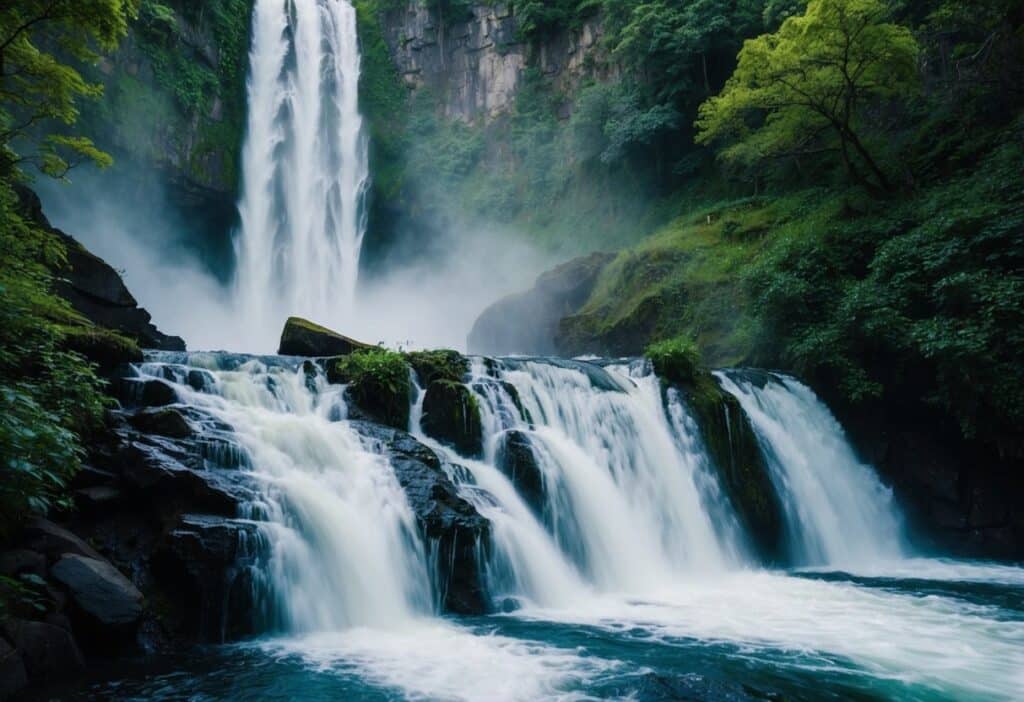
[[0, 0, 140, 179], [696, 0, 919, 194]]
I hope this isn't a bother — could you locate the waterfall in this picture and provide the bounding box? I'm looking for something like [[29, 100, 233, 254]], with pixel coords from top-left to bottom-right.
[[234, 0, 369, 351], [133, 355, 431, 632], [716, 371, 906, 567], [414, 358, 748, 608]]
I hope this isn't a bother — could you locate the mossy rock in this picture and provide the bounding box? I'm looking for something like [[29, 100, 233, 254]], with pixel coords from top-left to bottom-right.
[[60, 324, 143, 370], [646, 336, 701, 385], [496, 430, 545, 514], [421, 380, 484, 458], [406, 349, 469, 386], [671, 372, 785, 561], [278, 317, 371, 357], [328, 348, 412, 429]]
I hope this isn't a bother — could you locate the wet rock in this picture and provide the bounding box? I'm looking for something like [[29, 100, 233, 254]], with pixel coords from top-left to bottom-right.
[[129, 408, 193, 438], [603, 672, 775, 701], [163, 515, 261, 641], [74, 486, 124, 511], [50, 555, 144, 627], [1, 619, 84, 682], [350, 421, 491, 614], [0, 636, 28, 700], [672, 376, 784, 562], [421, 380, 484, 458], [407, 349, 469, 385], [0, 550, 46, 580], [23, 519, 103, 563], [278, 317, 371, 357], [496, 431, 545, 514], [468, 252, 615, 355], [115, 442, 239, 515]]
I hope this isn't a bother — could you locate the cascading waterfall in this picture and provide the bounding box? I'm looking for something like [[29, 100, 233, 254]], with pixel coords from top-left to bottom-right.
[[234, 0, 369, 351], [716, 371, 906, 567], [414, 358, 748, 607], [133, 355, 432, 632]]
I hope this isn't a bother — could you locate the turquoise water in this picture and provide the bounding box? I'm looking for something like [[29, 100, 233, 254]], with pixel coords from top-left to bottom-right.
[[63, 565, 1024, 702]]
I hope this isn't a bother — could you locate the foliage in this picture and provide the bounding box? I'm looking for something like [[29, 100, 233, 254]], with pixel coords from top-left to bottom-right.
[[646, 336, 703, 384], [696, 0, 920, 194], [0, 182, 107, 538], [406, 349, 469, 385], [331, 348, 412, 428], [0, 0, 141, 178], [516, 0, 601, 41]]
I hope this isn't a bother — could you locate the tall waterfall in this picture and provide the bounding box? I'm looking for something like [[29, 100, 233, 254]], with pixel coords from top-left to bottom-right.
[[234, 0, 369, 351], [717, 371, 906, 567]]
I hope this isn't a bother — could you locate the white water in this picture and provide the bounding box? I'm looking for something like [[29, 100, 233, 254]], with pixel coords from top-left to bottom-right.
[[233, 0, 369, 351], [134, 357, 430, 631], [717, 371, 906, 567], [413, 359, 746, 607]]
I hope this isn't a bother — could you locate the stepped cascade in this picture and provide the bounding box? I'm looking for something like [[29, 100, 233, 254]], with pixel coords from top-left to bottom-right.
[[233, 0, 369, 351], [108, 351, 1024, 701]]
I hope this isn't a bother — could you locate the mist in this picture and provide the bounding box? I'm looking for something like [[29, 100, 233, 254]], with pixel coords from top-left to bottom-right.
[[37, 168, 551, 354]]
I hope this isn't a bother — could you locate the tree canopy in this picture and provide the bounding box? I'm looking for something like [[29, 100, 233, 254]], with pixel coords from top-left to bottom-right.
[[0, 0, 140, 179], [696, 0, 919, 193]]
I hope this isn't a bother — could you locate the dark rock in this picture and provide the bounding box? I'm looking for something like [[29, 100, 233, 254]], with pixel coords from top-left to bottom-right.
[[74, 486, 124, 510], [0, 636, 28, 700], [278, 317, 371, 357], [162, 515, 261, 641], [50, 554, 144, 626], [14, 187, 185, 352], [407, 349, 469, 385], [1, 619, 84, 682], [327, 353, 413, 430], [672, 376, 785, 562], [468, 252, 615, 355], [23, 519, 103, 562], [129, 408, 193, 438], [350, 421, 491, 614], [601, 672, 774, 701], [115, 443, 239, 515], [138, 379, 178, 407], [496, 431, 545, 514], [0, 550, 46, 580], [70, 465, 118, 489], [421, 380, 484, 458]]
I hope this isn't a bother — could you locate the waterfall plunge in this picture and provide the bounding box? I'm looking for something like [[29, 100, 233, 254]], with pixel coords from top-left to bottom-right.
[[234, 0, 369, 352], [717, 371, 906, 567]]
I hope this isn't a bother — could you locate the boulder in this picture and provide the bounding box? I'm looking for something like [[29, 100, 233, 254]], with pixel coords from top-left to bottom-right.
[[129, 408, 193, 438], [0, 636, 28, 700], [22, 519, 103, 562], [163, 515, 261, 641], [50, 555, 144, 627], [278, 317, 371, 357], [496, 431, 546, 514], [350, 421, 491, 614], [407, 349, 469, 386], [421, 380, 484, 458], [468, 252, 614, 355], [1, 619, 84, 682]]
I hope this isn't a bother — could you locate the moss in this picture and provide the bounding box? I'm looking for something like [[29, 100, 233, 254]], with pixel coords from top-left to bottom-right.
[[329, 348, 412, 429], [421, 379, 484, 457], [59, 324, 144, 370], [671, 373, 784, 560], [646, 336, 702, 385], [406, 349, 469, 386]]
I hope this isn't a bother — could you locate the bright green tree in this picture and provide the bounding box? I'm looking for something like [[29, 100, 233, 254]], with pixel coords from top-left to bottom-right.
[[0, 0, 140, 179], [696, 0, 919, 193]]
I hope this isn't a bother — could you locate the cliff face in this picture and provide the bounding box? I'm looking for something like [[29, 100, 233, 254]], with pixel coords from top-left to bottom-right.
[[380, 1, 614, 122], [77, 1, 252, 220]]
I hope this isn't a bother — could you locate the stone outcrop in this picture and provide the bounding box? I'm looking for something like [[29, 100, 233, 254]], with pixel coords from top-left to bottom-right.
[[50, 555, 145, 627], [421, 380, 485, 458], [496, 430, 545, 516], [382, 2, 615, 123], [350, 421, 491, 614], [15, 187, 185, 354], [468, 252, 615, 355], [278, 317, 372, 357]]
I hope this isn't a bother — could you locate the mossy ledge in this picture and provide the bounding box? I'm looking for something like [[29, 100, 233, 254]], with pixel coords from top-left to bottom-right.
[[327, 348, 412, 430]]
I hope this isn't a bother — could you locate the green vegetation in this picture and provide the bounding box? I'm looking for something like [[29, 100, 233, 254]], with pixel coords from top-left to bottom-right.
[[645, 336, 703, 385], [406, 349, 470, 385], [330, 348, 413, 429]]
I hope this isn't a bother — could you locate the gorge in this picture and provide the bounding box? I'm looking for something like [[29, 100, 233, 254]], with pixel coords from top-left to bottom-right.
[[1, 0, 1023, 701]]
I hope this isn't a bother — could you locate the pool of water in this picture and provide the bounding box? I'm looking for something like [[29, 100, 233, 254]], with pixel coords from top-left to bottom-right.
[[56, 563, 1024, 702]]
